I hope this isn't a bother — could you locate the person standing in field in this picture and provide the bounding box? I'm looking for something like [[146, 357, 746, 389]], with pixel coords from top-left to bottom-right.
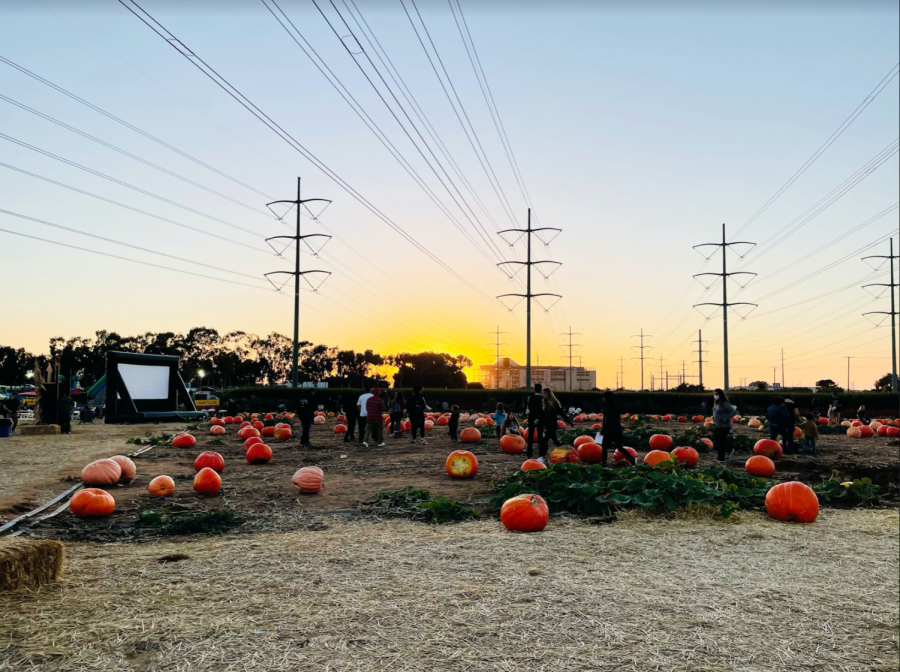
[[362, 388, 385, 448], [356, 386, 373, 445], [830, 393, 841, 426], [539, 387, 573, 460], [766, 397, 787, 445], [407, 384, 429, 445], [448, 404, 460, 442], [491, 402, 507, 442], [58, 388, 75, 434], [525, 383, 544, 460], [783, 398, 800, 455], [297, 391, 315, 446], [389, 391, 405, 438], [712, 388, 736, 463], [599, 390, 631, 465], [0, 394, 20, 434], [799, 416, 820, 455], [343, 398, 358, 443]]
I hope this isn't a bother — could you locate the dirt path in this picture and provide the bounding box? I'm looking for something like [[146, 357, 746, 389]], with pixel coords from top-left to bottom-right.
[[2, 509, 897, 671]]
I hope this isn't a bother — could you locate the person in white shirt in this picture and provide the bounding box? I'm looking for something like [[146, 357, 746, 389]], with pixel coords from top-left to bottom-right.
[[355, 387, 373, 445]]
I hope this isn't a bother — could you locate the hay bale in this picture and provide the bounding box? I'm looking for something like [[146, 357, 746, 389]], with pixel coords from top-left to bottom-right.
[[0, 539, 64, 591], [18, 425, 61, 436]]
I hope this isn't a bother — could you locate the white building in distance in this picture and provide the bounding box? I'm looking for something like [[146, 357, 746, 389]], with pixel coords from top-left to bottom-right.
[[479, 357, 597, 391]]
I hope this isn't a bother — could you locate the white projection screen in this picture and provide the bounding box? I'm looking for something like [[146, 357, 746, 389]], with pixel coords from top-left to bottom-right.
[[118, 363, 171, 400]]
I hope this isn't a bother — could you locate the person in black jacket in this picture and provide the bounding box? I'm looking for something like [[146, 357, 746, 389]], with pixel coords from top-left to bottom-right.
[[539, 387, 573, 459], [525, 383, 544, 459], [448, 405, 460, 442], [343, 398, 358, 443], [600, 390, 630, 465], [783, 398, 799, 454], [297, 391, 315, 446], [407, 385, 429, 444]]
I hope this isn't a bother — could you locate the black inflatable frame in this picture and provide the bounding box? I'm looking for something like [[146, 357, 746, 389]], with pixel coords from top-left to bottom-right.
[[104, 351, 206, 424]]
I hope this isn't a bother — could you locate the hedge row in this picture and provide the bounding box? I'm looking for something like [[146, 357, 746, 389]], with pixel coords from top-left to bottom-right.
[[218, 387, 900, 416]]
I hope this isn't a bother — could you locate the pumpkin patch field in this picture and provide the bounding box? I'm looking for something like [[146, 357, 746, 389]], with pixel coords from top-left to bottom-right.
[[0, 414, 897, 670]]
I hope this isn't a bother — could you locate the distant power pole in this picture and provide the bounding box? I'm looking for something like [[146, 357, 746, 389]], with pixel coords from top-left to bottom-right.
[[619, 356, 625, 391], [693, 223, 757, 390], [781, 349, 785, 389], [558, 327, 582, 391], [658, 356, 664, 389], [265, 177, 332, 387], [497, 208, 562, 390], [862, 238, 898, 392], [488, 326, 509, 390], [630, 329, 653, 391], [682, 360, 687, 386], [845, 356, 855, 391], [693, 329, 708, 389]]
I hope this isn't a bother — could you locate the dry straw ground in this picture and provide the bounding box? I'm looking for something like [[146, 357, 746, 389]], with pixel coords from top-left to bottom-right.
[[2, 509, 897, 672]]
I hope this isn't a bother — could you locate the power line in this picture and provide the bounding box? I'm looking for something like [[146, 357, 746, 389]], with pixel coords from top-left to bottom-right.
[[116, 0, 494, 301], [0, 54, 273, 199], [861, 238, 898, 391]]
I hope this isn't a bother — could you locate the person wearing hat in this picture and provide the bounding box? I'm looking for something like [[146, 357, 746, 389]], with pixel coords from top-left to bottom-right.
[[362, 388, 385, 448]]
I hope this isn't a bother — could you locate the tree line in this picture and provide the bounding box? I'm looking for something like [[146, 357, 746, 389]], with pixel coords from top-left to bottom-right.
[[0, 328, 474, 390]]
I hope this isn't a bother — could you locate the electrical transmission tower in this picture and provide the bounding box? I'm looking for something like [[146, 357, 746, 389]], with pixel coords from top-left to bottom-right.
[[558, 327, 582, 390], [488, 326, 509, 390], [693, 329, 708, 389], [630, 329, 652, 391], [265, 177, 332, 387], [862, 238, 898, 392], [497, 208, 562, 389], [693, 223, 757, 390], [619, 355, 625, 391]]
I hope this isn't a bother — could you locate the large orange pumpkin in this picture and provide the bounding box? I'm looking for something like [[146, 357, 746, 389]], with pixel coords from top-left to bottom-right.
[[334, 424, 347, 434], [108, 455, 136, 481], [194, 451, 225, 473], [753, 439, 783, 459], [238, 427, 260, 440], [243, 436, 264, 453], [252, 420, 264, 430], [549, 447, 579, 463], [576, 441, 604, 464], [500, 493, 549, 532], [745, 455, 775, 478], [246, 443, 272, 464], [148, 475, 175, 497], [520, 427, 539, 442], [670, 446, 699, 467], [172, 433, 196, 448], [81, 459, 122, 486], [499, 434, 526, 454], [648, 434, 674, 451], [69, 488, 115, 518], [459, 427, 481, 443], [210, 425, 226, 436], [859, 425, 874, 438], [692, 415, 704, 423], [445, 450, 479, 478], [887, 426, 900, 438], [193, 467, 221, 495], [876, 424, 889, 436], [700, 437, 713, 450], [765, 482, 819, 523], [643, 450, 673, 467], [261, 426, 276, 438], [210, 417, 225, 426], [521, 459, 547, 471], [292, 466, 324, 493], [573, 435, 595, 448], [274, 426, 292, 442], [613, 447, 637, 465]]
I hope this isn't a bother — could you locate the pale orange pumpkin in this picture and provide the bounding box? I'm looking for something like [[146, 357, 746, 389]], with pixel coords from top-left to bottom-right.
[[81, 459, 122, 486], [292, 466, 324, 493], [109, 455, 136, 481]]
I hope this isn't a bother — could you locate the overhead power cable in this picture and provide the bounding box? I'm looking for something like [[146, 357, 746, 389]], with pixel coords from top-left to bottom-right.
[[0, 53, 273, 200], [116, 0, 494, 301]]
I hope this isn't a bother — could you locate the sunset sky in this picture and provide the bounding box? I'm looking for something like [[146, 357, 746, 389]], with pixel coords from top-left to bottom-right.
[[1, 0, 898, 390]]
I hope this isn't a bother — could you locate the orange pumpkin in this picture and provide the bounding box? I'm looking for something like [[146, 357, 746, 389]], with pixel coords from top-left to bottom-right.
[[573, 435, 595, 448], [292, 466, 324, 493], [499, 434, 526, 454], [261, 426, 276, 438], [334, 424, 348, 434], [643, 450, 673, 467], [243, 436, 264, 453], [613, 447, 637, 465], [172, 433, 196, 448], [859, 425, 874, 438], [549, 447, 579, 463], [459, 427, 481, 443], [239, 427, 261, 440], [500, 494, 549, 532], [765, 482, 819, 523], [700, 437, 713, 450], [239, 421, 251, 429], [223, 416, 234, 424], [521, 459, 547, 471], [81, 458, 122, 486], [445, 450, 478, 478], [148, 475, 175, 497], [591, 423, 602, 430], [193, 451, 225, 473], [520, 427, 539, 442], [210, 417, 225, 426], [886, 426, 900, 437], [670, 446, 699, 467], [108, 455, 136, 481], [692, 415, 704, 423], [745, 455, 775, 478], [274, 426, 292, 442], [576, 441, 603, 464], [753, 439, 783, 459], [437, 416, 449, 425], [193, 467, 222, 495], [313, 416, 326, 425], [246, 443, 273, 464], [69, 488, 115, 518], [677, 416, 687, 423], [210, 425, 226, 436], [648, 434, 673, 451]]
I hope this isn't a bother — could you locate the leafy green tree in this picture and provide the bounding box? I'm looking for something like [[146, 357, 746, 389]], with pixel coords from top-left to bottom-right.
[[815, 379, 840, 392], [749, 380, 768, 391], [0, 346, 37, 384], [389, 352, 472, 388], [873, 373, 895, 391]]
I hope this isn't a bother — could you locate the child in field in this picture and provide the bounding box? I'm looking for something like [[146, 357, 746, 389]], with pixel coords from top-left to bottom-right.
[[491, 403, 507, 442], [500, 412, 520, 437], [799, 416, 820, 455], [448, 405, 460, 442]]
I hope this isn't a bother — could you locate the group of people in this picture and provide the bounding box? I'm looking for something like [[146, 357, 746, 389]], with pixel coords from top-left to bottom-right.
[[342, 385, 432, 448]]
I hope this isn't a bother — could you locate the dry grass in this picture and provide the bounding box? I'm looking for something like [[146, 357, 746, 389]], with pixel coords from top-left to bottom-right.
[[0, 539, 63, 591], [0, 509, 897, 671]]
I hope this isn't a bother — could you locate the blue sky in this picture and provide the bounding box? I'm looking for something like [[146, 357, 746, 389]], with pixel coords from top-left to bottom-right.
[[1, 0, 898, 390]]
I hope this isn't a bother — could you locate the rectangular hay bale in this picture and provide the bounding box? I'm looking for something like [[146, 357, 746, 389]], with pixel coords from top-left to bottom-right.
[[18, 425, 61, 436], [0, 539, 64, 591]]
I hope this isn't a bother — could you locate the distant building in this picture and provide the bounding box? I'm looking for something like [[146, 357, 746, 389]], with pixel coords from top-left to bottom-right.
[[479, 357, 596, 391]]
